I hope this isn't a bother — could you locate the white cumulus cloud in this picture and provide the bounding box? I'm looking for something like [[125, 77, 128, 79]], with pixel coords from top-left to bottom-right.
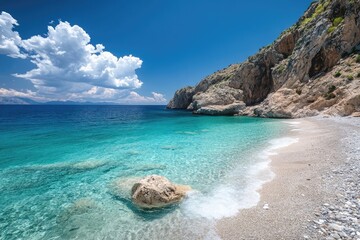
[[0, 11, 166, 104], [0, 12, 26, 58], [151, 92, 166, 102], [16, 21, 143, 90], [124, 91, 166, 103], [0, 88, 47, 101]]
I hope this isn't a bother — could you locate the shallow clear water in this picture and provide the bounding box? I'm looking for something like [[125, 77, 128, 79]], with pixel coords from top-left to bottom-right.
[[0, 105, 288, 239]]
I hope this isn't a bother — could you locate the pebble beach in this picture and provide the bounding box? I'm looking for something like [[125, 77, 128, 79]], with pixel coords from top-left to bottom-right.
[[217, 116, 360, 240]]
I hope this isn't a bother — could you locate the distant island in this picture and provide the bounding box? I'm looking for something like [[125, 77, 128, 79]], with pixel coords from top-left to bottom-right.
[[0, 96, 121, 105]]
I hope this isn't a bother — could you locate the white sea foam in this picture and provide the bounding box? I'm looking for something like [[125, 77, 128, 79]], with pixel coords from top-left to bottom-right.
[[182, 136, 299, 220], [283, 121, 301, 125], [284, 121, 302, 132], [267, 137, 299, 153]]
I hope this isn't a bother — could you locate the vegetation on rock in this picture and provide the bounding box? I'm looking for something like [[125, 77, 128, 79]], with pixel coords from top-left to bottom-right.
[[301, 1, 328, 27], [168, 0, 360, 118], [333, 71, 341, 78], [356, 55, 360, 63], [324, 86, 336, 100], [347, 75, 354, 81]]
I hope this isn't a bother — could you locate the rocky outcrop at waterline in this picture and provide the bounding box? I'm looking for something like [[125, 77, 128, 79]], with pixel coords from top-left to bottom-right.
[[167, 0, 360, 118], [167, 86, 195, 109], [131, 175, 191, 209]]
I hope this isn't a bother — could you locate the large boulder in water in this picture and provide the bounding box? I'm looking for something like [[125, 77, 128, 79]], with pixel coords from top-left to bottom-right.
[[131, 175, 191, 209]]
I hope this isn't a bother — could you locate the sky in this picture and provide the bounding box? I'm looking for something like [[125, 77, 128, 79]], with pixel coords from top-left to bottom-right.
[[0, 0, 313, 104]]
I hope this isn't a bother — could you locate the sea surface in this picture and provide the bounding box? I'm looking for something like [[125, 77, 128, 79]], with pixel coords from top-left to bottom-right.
[[0, 105, 292, 239]]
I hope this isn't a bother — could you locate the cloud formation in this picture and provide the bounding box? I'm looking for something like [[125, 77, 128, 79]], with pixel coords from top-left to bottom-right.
[[0, 12, 166, 103], [0, 88, 47, 101], [17, 21, 143, 90], [125, 91, 166, 103], [0, 12, 25, 58]]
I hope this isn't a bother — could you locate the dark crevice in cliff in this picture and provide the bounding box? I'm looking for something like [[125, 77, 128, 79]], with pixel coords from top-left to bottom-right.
[[330, 3, 346, 20], [167, 0, 360, 118], [309, 48, 327, 78]]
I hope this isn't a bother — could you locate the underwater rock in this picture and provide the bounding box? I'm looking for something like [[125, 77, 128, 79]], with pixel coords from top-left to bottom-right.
[[71, 160, 108, 170], [134, 164, 167, 172], [110, 177, 141, 199], [57, 198, 97, 223], [160, 145, 177, 150], [131, 175, 191, 209], [126, 150, 140, 156], [29, 159, 108, 171]]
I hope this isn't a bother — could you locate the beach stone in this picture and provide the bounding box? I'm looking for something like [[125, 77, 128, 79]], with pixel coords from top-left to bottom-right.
[[328, 223, 344, 232], [331, 233, 340, 239], [131, 175, 191, 209]]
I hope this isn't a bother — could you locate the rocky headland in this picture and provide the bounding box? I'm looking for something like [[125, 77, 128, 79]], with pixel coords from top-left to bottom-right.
[[167, 0, 360, 118]]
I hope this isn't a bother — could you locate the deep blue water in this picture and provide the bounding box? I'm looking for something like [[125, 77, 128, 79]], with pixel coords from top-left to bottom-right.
[[0, 105, 288, 239]]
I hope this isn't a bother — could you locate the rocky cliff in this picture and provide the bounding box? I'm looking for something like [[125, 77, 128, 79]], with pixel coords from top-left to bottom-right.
[[167, 0, 360, 118]]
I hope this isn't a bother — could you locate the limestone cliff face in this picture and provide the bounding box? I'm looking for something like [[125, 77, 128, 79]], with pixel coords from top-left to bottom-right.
[[167, 0, 360, 118], [166, 86, 194, 109]]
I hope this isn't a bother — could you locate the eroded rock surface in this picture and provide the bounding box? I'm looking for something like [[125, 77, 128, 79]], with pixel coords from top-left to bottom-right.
[[195, 102, 246, 116], [131, 175, 191, 209], [168, 0, 360, 118], [166, 86, 195, 109]]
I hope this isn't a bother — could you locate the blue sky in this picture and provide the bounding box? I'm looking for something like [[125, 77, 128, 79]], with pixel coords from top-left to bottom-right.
[[0, 0, 313, 104]]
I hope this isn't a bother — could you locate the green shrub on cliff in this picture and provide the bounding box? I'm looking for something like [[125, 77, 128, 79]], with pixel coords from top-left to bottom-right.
[[301, 2, 328, 27], [328, 85, 336, 93], [277, 64, 286, 74], [333, 71, 341, 78], [324, 85, 336, 100], [328, 26, 336, 33], [325, 92, 336, 100], [333, 17, 343, 27], [356, 55, 360, 63], [347, 75, 354, 81], [328, 17, 344, 33]]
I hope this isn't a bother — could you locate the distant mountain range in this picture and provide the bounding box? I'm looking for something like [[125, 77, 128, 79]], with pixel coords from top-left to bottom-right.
[[0, 97, 118, 105]]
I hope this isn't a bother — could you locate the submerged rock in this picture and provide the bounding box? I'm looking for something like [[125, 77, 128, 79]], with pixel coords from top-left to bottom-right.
[[131, 175, 191, 209], [160, 145, 177, 150], [134, 164, 167, 171], [71, 160, 108, 170], [57, 198, 97, 223], [110, 177, 141, 199]]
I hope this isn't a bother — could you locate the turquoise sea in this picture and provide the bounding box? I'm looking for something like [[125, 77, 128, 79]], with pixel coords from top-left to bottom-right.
[[0, 105, 292, 239]]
